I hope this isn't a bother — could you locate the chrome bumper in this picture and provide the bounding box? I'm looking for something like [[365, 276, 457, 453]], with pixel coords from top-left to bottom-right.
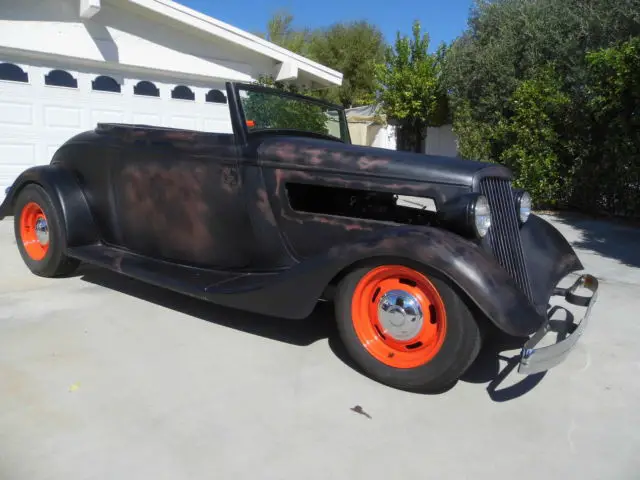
[[518, 274, 598, 375]]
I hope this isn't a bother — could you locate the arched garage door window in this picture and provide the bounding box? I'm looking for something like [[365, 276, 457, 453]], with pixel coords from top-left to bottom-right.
[[0, 63, 28, 82], [171, 85, 195, 101], [45, 69, 78, 88], [206, 89, 227, 104], [134, 81, 160, 97], [92, 75, 121, 93]]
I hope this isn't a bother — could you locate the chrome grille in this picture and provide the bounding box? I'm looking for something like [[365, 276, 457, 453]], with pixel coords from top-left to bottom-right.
[[479, 177, 534, 301]]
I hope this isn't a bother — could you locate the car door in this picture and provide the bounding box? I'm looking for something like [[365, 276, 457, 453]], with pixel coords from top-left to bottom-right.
[[110, 128, 253, 269]]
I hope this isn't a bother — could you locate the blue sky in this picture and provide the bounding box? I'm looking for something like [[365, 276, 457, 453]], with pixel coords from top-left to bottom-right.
[[180, 0, 475, 51]]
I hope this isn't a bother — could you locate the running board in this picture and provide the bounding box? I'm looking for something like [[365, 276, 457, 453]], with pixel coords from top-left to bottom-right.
[[67, 245, 248, 302], [65, 245, 317, 319]]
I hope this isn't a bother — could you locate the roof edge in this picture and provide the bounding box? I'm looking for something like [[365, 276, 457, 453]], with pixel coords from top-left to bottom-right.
[[126, 0, 343, 86]]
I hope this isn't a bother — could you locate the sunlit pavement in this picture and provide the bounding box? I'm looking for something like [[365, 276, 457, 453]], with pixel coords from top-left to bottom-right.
[[1, 214, 638, 480]]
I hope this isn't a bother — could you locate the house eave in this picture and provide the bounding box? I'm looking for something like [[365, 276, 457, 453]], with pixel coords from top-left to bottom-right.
[[125, 0, 343, 87], [80, 0, 102, 18]]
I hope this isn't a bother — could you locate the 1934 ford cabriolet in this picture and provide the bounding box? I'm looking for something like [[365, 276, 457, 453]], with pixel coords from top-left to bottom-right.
[[0, 82, 598, 392]]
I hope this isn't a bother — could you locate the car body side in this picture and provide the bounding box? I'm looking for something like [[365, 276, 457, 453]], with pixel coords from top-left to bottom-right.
[[0, 83, 585, 338]]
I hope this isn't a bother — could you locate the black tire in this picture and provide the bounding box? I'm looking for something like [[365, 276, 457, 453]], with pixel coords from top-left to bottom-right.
[[13, 183, 80, 277], [335, 263, 482, 393]]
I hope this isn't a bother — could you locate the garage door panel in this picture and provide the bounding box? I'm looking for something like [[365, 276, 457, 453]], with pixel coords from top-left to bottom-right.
[[0, 143, 36, 166], [0, 101, 33, 127], [0, 81, 31, 95], [91, 109, 126, 125], [41, 87, 81, 100], [132, 112, 161, 125], [203, 105, 232, 133], [203, 118, 232, 134], [168, 114, 198, 130], [1, 62, 240, 199], [44, 105, 82, 129]]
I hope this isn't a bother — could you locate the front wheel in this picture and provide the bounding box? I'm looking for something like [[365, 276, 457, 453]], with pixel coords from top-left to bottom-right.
[[335, 264, 481, 393]]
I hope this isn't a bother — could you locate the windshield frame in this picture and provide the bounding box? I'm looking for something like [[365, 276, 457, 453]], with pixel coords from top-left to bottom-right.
[[233, 82, 351, 144]]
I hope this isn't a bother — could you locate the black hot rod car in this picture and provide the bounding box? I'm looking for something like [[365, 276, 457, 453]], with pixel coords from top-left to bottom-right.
[[0, 82, 597, 392]]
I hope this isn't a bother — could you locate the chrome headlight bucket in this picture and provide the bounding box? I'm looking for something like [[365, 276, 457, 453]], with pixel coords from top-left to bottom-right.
[[514, 190, 532, 224], [439, 193, 492, 239], [472, 195, 492, 238]]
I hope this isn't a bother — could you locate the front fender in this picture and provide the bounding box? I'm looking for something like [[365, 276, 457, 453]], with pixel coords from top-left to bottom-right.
[[320, 218, 584, 337], [211, 225, 547, 336], [0, 165, 98, 247], [321, 226, 548, 337], [521, 214, 584, 314]]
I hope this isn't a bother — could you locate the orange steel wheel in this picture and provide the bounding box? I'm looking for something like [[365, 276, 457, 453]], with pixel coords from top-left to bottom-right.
[[351, 265, 447, 369], [19, 202, 50, 261]]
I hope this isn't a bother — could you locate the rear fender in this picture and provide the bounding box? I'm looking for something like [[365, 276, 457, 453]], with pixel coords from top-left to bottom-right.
[[0, 165, 99, 247]]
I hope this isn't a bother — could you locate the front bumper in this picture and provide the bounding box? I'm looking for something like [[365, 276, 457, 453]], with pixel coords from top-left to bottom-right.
[[518, 274, 598, 375]]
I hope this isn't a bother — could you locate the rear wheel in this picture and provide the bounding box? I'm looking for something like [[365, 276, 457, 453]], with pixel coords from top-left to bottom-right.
[[13, 184, 80, 277], [335, 264, 481, 393]]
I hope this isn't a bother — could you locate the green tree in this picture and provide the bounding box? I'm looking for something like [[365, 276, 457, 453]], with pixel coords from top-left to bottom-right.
[[576, 37, 640, 215], [241, 75, 330, 135], [497, 67, 570, 207], [255, 10, 311, 55], [375, 20, 448, 152], [256, 13, 386, 108], [309, 21, 386, 108], [443, 0, 640, 214]]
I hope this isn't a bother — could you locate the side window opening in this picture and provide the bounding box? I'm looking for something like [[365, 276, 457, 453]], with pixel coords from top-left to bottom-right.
[[286, 183, 437, 225]]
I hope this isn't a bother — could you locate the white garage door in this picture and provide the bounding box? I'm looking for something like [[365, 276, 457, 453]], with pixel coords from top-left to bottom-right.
[[0, 60, 233, 200]]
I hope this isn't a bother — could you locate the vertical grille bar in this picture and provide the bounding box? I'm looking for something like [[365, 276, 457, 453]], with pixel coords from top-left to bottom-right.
[[479, 177, 534, 301]]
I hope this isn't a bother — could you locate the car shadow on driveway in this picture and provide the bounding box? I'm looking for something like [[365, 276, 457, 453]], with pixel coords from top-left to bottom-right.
[[544, 211, 640, 268], [77, 265, 546, 401], [78, 265, 334, 347], [460, 336, 547, 402]]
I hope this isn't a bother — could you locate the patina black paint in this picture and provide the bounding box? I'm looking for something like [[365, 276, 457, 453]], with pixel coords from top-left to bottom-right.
[[0, 81, 587, 339]]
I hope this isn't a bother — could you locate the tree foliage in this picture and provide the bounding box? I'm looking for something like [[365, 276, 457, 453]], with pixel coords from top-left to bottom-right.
[[254, 2, 640, 217], [255, 10, 311, 55], [257, 13, 385, 108], [444, 0, 640, 215], [497, 68, 570, 206], [241, 76, 331, 136], [578, 37, 640, 216], [374, 21, 448, 152], [308, 21, 386, 108]]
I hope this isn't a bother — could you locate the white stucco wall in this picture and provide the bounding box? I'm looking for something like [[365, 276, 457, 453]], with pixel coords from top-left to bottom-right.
[[371, 124, 396, 150], [344, 122, 459, 155], [0, 0, 276, 83], [425, 124, 459, 157]]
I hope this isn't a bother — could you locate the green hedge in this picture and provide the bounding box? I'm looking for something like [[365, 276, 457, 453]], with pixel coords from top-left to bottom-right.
[[445, 0, 640, 217]]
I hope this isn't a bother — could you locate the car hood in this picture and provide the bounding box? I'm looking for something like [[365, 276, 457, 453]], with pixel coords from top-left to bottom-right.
[[254, 135, 512, 187]]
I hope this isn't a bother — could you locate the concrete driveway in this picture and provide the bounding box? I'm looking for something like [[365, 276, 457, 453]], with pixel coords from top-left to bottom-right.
[[1, 214, 638, 480]]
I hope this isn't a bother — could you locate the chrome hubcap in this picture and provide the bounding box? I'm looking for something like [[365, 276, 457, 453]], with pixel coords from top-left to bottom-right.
[[377, 289, 423, 341], [35, 217, 49, 245]]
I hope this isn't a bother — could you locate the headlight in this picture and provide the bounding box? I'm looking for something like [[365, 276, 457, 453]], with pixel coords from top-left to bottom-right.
[[438, 193, 492, 239], [472, 195, 491, 238], [515, 191, 532, 224]]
